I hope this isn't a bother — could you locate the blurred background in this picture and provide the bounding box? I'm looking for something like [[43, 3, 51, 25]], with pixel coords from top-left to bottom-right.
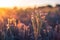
[[0, 0, 60, 40]]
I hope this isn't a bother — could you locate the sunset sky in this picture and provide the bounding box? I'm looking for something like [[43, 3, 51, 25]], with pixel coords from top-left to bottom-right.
[[0, 0, 60, 7]]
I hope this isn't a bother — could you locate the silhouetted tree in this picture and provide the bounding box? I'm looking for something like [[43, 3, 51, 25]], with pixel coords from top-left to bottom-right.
[[47, 5, 53, 8]]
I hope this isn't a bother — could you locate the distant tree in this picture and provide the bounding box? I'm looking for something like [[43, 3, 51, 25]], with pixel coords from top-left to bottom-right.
[[56, 4, 60, 7], [38, 6, 45, 9], [47, 5, 53, 8], [56, 4, 60, 11]]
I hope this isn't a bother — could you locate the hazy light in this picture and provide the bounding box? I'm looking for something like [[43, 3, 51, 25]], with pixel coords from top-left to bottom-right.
[[0, 0, 60, 7]]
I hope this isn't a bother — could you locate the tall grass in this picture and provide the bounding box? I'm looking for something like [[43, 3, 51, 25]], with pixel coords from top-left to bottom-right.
[[31, 10, 43, 40]]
